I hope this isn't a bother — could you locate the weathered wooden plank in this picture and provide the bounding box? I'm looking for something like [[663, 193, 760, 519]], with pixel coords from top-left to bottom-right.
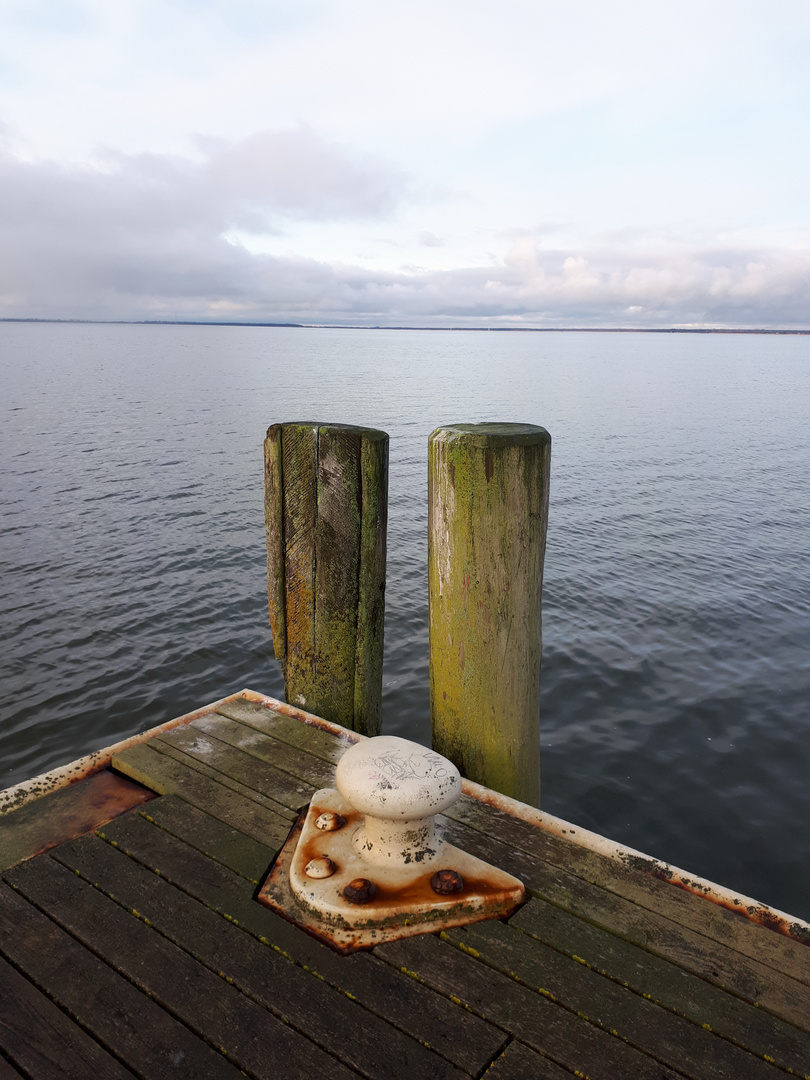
[[154, 725, 315, 810], [313, 424, 362, 726], [440, 813, 810, 1033], [0, 880, 242, 1080], [443, 919, 784, 1080], [353, 431, 388, 737], [97, 808, 275, 921], [111, 741, 294, 843], [264, 421, 286, 660], [0, 1050, 24, 1080], [377, 933, 683, 1080], [54, 833, 469, 1080], [217, 696, 353, 763], [482, 1040, 574, 1080], [281, 421, 318, 702], [192, 712, 336, 789], [511, 896, 810, 1075], [145, 712, 810, 1041], [0, 767, 154, 872], [88, 811, 506, 1076], [202, 705, 809, 999], [144, 735, 297, 818], [0, 951, 134, 1080], [204, 704, 810, 986], [449, 794, 810, 984], [5, 855, 359, 1080], [268, 424, 389, 732], [116, 727, 810, 1037], [140, 794, 275, 884]]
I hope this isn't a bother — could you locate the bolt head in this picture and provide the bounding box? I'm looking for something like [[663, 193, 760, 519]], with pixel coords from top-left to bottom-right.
[[315, 812, 346, 832], [304, 856, 337, 879], [343, 877, 377, 904], [431, 869, 464, 894]]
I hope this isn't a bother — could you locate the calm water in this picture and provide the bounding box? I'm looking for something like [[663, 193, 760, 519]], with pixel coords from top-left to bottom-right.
[[1, 323, 808, 919]]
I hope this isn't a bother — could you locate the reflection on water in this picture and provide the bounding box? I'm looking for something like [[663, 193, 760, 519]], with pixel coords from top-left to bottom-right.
[[1, 323, 809, 918]]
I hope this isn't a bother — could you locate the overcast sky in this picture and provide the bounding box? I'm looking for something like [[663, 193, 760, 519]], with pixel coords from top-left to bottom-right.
[[2, 0, 810, 327]]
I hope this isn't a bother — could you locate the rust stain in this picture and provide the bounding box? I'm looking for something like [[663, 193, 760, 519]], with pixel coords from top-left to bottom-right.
[[2, 689, 260, 816], [294, 815, 504, 913], [459, 778, 810, 944], [29, 769, 155, 860], [259, 795, 526, 953], [432, 869, 464, 894], [647, 868, 810, 945], [354, 869, 508, 912], [344, 878, 377, 904], [484, 448, 494, 482], [244, 693, 363, 745]]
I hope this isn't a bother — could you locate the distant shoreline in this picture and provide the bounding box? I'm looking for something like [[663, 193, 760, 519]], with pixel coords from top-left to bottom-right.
[[2, 318, 809, 335]]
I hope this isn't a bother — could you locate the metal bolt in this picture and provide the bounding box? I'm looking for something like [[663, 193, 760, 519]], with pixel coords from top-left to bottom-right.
[[431, 869, 464, 894], [315, 812, 346, 832], [305, 856, 337, 879], [343, 877, 377, 904]]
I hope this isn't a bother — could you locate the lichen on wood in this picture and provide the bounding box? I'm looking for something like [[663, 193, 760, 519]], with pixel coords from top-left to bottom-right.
[[428, 422, 551, 805], [264, 423, 388, 735]]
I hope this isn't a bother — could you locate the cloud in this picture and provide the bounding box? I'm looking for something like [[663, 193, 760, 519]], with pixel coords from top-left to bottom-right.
[[302, 244, 810, 328], [2, 134, 810, 327], [195, 128, 407, 221], [0, 128, 408, 314]]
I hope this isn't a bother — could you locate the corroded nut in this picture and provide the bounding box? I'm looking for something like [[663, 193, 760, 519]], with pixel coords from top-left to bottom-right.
[[343, 877, 377, 904], [305, 856, 337, 879], [431, 869, 464, 895], [315, 812, 346, 832]]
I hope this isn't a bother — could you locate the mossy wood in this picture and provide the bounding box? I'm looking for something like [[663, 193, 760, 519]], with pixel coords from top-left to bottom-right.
[[428, 423, 551, 805], [264, 422, 388, 735]]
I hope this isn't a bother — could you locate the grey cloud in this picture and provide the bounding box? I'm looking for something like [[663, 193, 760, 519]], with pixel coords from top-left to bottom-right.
[[196, 128, 407, 220], [260, 245, 810, 327], [1, 140, 810, 326], [0, 129, 408, 315]]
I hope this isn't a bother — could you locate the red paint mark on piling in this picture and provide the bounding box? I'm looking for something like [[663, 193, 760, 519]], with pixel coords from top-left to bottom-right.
[[485, 449, 494, 482], [459, 642, 465, 672]]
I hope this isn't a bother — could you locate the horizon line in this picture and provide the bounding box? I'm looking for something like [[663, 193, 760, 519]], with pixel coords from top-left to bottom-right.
[[2, 317, 809, 335]]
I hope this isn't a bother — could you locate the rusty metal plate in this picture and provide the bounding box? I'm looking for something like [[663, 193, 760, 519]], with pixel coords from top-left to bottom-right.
[[257, 788, 526, 952], [0, 768, 156, 872]]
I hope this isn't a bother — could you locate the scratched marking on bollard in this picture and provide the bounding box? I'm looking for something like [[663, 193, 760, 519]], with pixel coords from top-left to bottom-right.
[[257, 735, 526, 951]]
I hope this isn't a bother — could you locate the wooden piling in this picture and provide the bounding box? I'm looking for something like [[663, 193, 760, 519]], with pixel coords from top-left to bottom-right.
[[264, 422, 388, 735], [428, 423, 551, 805]]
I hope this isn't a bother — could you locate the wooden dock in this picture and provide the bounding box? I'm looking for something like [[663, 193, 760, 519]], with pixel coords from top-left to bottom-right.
[[1, 690, 808, 1080]]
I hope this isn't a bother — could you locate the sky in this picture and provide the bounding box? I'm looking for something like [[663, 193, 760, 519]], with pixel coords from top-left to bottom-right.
[[2, 0, 810, 327]]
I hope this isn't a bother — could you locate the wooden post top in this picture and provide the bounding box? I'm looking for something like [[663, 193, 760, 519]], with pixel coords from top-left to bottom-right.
[[266, 421, 388, 441], [430, 422, 550, 447]]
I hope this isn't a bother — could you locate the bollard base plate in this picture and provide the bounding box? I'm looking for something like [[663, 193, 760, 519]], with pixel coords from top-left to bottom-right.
[[257, 788, 526, 953]]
